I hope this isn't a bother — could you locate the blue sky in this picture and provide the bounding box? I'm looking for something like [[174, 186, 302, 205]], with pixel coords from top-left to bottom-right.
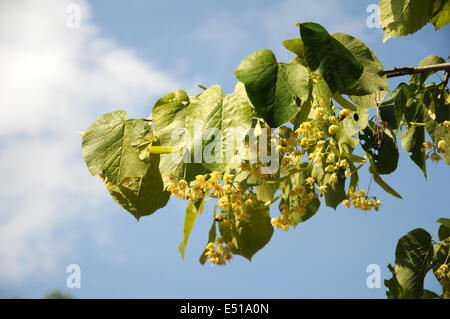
[[0, 0, 449, 298]]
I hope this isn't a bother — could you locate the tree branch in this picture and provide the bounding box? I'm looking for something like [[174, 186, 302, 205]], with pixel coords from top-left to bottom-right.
[[382, 63, 450, 78]]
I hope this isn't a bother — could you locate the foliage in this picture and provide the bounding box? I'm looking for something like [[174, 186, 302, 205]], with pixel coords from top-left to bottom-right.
[[385, 219, 450, 299], [379, 0, 450, 41], [80, 0, 449, 283]]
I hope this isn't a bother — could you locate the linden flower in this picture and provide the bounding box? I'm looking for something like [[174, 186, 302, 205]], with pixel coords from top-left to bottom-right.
[[444, 120, 450, 129], [339, 159, 348, 168], [430, 153, 442, 162], [245, 198, 254, 206], [319, 185, 327, 194], [300, 198, 309, 207], [210, 171, 221, 181], [326, 153, 335, 163], [281, 157, 292, 167], [206, 242, 215, 250], [314, 156, 323, 166], [306, 177, 315, 186], [315, 107, 325, 118], [358, 189, 366, 197], [300, 137, 309, 147], [308, 192, 317, 200], [223, 174, 234, 184], [328, 116, 338, 124], [339, 109, 351, 119], [437, 140, 447, 150], [167, 173, 176, 183], [177, 179, 188, 190], [328, 124, 338, 135], [423, 141, 434, 149], [329, 173, 338, 184], [325, 165, 335, 173], [223, 184, 233, 194], [345, 170, 352, 177], [342, 199, 351, 208]]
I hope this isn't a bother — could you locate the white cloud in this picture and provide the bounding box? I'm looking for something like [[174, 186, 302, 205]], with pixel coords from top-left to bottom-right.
[[0, 0, 180, 285]]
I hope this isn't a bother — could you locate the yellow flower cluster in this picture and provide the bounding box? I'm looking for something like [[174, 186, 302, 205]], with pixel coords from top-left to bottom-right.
[[241, 162, 278, 179], [271, 192, 318, 231], [167, 171, 235, 200], [444, 120, 450, 130], [328, 124, 338, 135], [216, 189, 254, 222], [342, 189, 382, 211], [338, 108, 351, 119], [435, 264, 449, 280], [205, 237, 233, 265], [429, 153, 442, 163], [422, 139, 448, 163]]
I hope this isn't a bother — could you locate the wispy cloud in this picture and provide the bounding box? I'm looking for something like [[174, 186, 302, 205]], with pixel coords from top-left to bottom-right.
[[0, 0, 180, 285]]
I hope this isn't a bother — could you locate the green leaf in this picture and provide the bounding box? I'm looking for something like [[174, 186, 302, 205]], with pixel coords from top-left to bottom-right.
[[153, 90, 209, 186], [333, 93, 358, 112], [235, 49, 310, 127], [107, 154, 170, 220], [385, 264, 439, 299], [401, 105, 427, 177], [379, 83, 411, 130], [348, 90, 389, 114], [359, 125, 399, 175], [436, 217, 450, 229], [421, 289, 441, 299], [280, 161, 321, 221], [199, 217, 217, 265], [426, 120, 450, 165], [324, 174, 346, 210], [347, 162, 359, 195], [379, 0, 435, 42], [438, 225, 450, 242], [179, 198, 204, 259], [299, 22, 363, 93], [431, 0, 450, 30], [394, 228, 434, 298], [433, 241, 449, 286], [385, 264, 410, 299], [424, 84, 449, 124], [436, 218, 450, 241], [373, 173, 403, 199], [292, 95, 312, 129], [282, 38, 304, 57], [202, 82, 254, 172], [219, 203, 274, 261], [82, 111, 154, 185], [333, 32, 389, 96], [153, 84, 252, 184], [255, 182, 279, 203], [335, 121, 359, 151]]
